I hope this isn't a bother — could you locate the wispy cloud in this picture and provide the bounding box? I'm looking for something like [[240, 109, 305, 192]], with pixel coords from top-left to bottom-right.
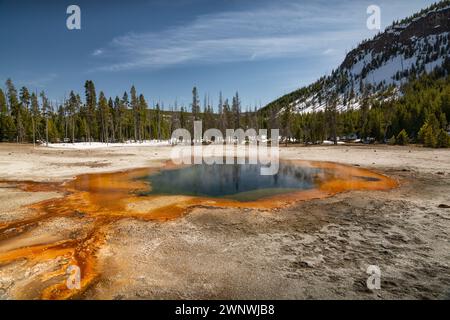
[[92, 49, 104, 56], [322, 48, 337, 56], [93, 2, 365, 72], [20, 73, 59, 88]]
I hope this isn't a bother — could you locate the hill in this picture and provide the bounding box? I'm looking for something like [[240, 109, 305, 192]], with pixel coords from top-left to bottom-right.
[[263, 1, 450, 115]]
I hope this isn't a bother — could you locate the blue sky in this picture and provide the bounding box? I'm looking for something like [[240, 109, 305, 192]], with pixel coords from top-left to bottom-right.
[[0, 0, 436, 110]]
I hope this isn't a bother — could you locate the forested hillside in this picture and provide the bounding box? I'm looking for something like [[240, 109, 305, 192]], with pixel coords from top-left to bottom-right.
[[276, 68, 450, 147], [263, 0, 450, 115], [259, 0, 450, 147]]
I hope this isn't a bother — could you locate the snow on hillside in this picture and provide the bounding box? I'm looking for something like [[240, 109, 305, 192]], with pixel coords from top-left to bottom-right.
[[268, 2, 450, 116], [291, 31, 449, 114]]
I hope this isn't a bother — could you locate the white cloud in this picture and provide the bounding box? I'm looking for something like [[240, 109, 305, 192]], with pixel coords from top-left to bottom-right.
[[20, 73, 59, 88], [322, 48, 336, 56], [92, 49, 104, 56]]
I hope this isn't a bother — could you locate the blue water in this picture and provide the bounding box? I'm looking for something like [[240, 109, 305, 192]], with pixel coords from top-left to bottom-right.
[[140, 162, 323, 201]]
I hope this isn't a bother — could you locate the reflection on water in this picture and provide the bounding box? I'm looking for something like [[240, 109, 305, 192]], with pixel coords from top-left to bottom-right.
[[142, 162, 323, 201]]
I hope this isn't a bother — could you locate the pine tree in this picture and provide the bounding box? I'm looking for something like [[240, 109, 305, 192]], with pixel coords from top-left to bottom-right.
[[232, 92, 241, 129], [396, 129, 409, 145], [179, 106, 186, 129], [130, 85, 138, 141], [108, 98, 115, 142], [138, 94, 148, 141], [84, 80, 97, 142], [19, 87, 30, 142], [269, 106, 278, 139], [191, 87, 200, 121], [121, 92, 129, 142], [40, 91, 50, 146], [325, 93, 338, 144], [218, 92, 225, 135], [113, 96, 121, 142], [359, 86, 370, 139], [67, 91, 78, 143], [203, 100, 214, 131], [281, 104, 292, 146], [223, 99, 231, 131], [423, 125, 437, 147], [6, 79, 22, 142], [138, 94, 147, 141], [437, 129, 450, 148], [30, 92, 40, 146], [98, 92, 110, 143], [0, 89, 14, 141], [155, 103, 161, 141]]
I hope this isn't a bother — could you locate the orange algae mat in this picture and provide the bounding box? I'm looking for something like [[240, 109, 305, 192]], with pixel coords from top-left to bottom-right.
[[0, 160, 397, 299]]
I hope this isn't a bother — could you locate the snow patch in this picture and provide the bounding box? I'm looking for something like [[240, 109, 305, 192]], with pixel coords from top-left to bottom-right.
[[46, 140, 171, 149]]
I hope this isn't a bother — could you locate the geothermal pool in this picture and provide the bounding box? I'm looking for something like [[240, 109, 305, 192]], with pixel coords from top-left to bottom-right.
[[142, 162, 322, 201], [0, 160, 397, 299]]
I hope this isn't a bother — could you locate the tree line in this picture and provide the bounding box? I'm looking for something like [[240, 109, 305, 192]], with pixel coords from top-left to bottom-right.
[[0, 80, 176, 144], [0, 79, 267, 144], [276, 67, 450, 148], [1, 68, 449, 148]]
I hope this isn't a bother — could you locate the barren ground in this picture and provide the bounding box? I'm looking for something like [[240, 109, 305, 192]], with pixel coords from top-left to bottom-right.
[[0, 143, 449, 299]]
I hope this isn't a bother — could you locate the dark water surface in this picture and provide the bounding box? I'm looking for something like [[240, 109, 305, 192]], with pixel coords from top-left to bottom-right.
[[141, 162, 323, 201]]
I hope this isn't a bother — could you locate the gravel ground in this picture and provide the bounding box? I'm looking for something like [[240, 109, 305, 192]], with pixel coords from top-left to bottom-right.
[[0, 144, 449, 299]]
